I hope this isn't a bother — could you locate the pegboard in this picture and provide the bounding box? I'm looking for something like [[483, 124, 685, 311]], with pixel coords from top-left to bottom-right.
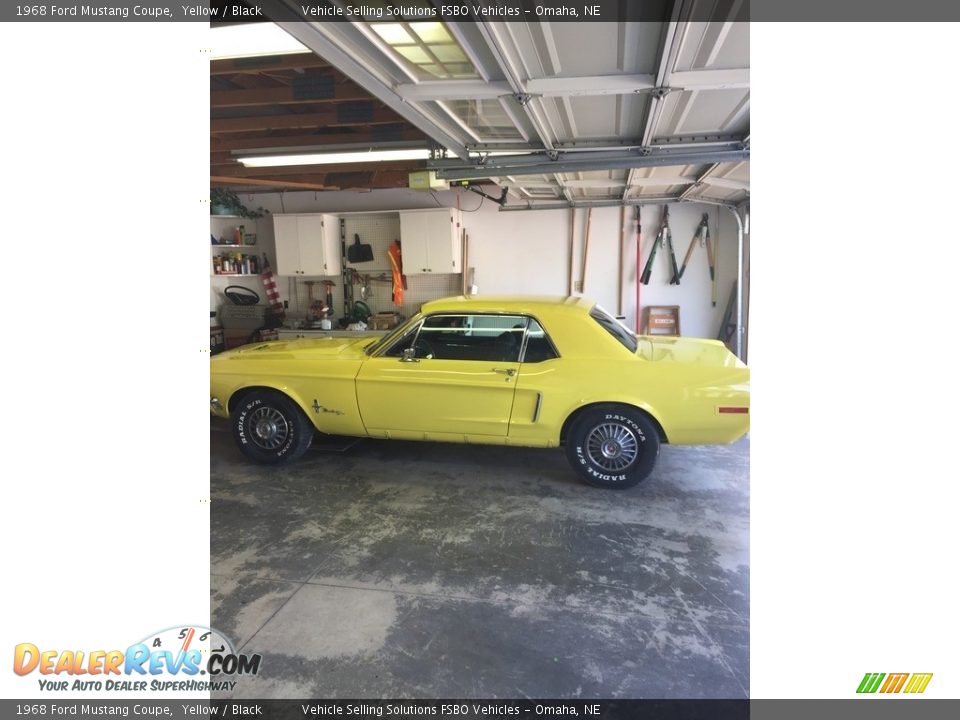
[[278, 211, 463, 325], [284, 259, 461, 322], [390, 272, 462, 319], [342, 213, 399, 273]]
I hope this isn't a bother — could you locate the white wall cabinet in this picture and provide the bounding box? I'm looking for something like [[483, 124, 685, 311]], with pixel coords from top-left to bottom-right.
[[399, 209, 461, 274], [273, 213, 341, 276]]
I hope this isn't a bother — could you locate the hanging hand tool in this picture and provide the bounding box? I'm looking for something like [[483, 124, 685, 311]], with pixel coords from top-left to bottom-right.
[[634, 205, 642, 332], [641, 205, 674, 285], [639, 211, 660, 285], [581, 208, 592, 293], [321, 280, 335, 314], [303, 281, 322, 322], [676, 213, 716, 293], [709, 209, 718, 306], [618, 205, 625, 315], [677, 217, 701, 283], [664, 206, 680, 284]]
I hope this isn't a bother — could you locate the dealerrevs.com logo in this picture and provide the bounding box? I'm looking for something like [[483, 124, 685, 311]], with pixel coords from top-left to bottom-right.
[[13, 626, 261, 693], [857, 672, 933, 694]]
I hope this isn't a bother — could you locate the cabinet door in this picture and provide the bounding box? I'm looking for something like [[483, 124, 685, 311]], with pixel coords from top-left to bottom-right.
[[296, 215, 329, 275], [399, 212, 431, 273], [424, 209, 459, 273], [273, 215, 301, 275], [320, 214, 342, 276]]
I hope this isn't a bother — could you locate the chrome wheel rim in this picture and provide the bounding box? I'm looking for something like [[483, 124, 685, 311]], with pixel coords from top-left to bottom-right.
[[585, 422, 639, 471], [249, 406, 290, 450]]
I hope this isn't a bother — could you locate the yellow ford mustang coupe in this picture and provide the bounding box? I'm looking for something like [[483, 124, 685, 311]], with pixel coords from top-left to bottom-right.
[[210, 296, 749, 489]]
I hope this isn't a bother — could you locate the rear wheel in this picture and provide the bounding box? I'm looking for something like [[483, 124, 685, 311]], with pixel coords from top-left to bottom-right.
[[231, 390, 313, 464], [565, 406, 660, 489]]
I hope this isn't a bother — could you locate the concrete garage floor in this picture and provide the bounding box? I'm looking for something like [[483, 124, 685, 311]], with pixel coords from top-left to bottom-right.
[[210, 419, 749, 699]]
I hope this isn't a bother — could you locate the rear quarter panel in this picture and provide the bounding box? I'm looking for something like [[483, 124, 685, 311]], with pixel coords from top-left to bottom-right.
[[510, 307, 749, 446], [511, 357, 749, 446]]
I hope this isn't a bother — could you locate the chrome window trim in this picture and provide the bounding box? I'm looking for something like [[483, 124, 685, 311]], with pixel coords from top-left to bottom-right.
[[373, 311, 560, 363]]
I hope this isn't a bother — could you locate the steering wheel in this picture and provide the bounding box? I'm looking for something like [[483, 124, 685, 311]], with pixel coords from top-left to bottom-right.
[[224, 286, 260, 306]]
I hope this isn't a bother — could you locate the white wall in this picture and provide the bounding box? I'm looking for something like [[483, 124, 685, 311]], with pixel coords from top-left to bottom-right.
[[211, 188, 744, 340], [463, 199, 741, 339]]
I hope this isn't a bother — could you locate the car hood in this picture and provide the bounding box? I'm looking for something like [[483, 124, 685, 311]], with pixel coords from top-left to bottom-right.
[[637, 335, 745, 368], [216, 336, 375, 361]]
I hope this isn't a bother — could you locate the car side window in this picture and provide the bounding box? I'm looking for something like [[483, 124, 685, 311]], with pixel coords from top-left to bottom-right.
[[412, 314, 526, 362], [382, 325, 421, 358], [521, 319, 559, 363]]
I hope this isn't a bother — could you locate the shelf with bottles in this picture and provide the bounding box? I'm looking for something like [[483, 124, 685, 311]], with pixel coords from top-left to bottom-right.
[[211, 227, 258, 247], [212, 250, 263, 276]]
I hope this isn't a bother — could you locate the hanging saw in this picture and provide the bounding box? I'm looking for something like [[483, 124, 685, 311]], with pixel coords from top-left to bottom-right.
[[676, 213, 716, 292], [640, 205, 676, 285]]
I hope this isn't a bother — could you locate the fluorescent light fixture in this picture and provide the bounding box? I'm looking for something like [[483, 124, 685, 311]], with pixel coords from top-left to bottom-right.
[[210, 23, 309, 59], [238, 148, 432, 168]]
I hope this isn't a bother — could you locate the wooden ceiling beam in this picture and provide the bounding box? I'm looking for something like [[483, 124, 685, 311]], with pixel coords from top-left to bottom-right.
[[212, 107, 406, 133], [211, 175, 339, 191], [211, 83, 371, 108], [211, 170, 413, 190], [326, 170, 412, 189], [210, 53, 329, 75], [211, 129, 425, 152]]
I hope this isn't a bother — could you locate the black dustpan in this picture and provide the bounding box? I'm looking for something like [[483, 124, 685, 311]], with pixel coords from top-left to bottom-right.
[[347, 233, 374, 262]]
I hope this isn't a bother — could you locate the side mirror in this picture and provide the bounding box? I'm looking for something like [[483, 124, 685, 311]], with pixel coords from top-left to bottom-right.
[[400, 347, 419, 363]]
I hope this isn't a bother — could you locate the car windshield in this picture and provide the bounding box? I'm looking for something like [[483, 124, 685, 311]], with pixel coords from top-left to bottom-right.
[[364, 313, 423, 356], [590, 305, 638, 353]]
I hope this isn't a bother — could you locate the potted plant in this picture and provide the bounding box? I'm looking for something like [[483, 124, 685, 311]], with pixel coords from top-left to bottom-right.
[[210, 188, 268, 219]]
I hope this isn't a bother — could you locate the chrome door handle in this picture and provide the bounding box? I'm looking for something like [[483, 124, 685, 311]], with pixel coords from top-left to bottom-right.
[[493, 368, 516, 377]]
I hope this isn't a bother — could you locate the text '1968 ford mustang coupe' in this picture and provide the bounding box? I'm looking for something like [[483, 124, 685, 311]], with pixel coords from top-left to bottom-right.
[[210, 295, 749, 489]]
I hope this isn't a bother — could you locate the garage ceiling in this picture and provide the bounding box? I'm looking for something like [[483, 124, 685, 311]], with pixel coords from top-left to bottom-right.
[[211, 3, 749, 210]]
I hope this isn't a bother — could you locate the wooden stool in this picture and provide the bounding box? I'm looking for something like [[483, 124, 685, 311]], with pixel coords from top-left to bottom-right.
[[641, 305, 681, 336]]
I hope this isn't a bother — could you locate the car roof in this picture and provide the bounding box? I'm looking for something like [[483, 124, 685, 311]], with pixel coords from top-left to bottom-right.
[[420, 295, 595, 317]]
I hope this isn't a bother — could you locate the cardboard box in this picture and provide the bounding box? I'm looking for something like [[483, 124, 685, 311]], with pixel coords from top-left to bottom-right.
[[368, 313, 401, 330], [224, 329, 255, 349]]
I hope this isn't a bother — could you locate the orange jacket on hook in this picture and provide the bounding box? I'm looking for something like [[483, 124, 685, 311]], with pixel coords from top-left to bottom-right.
[[387, 240, 404, 306]]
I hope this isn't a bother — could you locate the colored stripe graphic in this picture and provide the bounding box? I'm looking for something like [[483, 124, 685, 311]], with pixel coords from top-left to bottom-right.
[[903, 673, 933, 694], [880, 673, 908, 693], [857, 672, 933, 694], [857, 673, 885, 693], [180, 628, 195, 653]]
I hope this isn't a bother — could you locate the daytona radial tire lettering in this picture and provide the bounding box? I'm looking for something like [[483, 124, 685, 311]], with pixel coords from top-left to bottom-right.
[[564, 406, 660, 489]]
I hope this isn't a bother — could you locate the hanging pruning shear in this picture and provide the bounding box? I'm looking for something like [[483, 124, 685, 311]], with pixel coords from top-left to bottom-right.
[[677, 213, 715, 282], [640, 205, 676, 285]]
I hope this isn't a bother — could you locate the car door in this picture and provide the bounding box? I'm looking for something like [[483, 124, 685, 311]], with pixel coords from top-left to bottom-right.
[[355, 314, 526, 437]]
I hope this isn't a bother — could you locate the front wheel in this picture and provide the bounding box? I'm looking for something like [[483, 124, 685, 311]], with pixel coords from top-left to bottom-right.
[[565, 406, 660, 489], [231, 390, 313, 464]]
